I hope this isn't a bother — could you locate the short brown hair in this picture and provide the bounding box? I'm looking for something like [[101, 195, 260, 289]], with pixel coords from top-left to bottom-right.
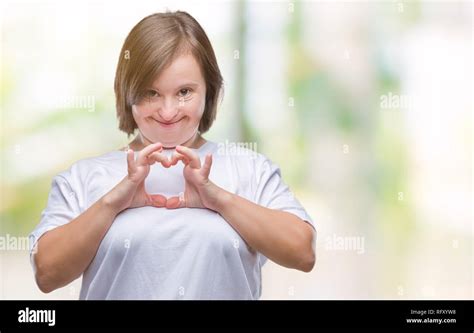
[[114, 11, 223, 135]]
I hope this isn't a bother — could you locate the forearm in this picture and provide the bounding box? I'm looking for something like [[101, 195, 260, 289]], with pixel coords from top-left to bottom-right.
[[34, 181, 127, 293], [214, 187, 316, 272]]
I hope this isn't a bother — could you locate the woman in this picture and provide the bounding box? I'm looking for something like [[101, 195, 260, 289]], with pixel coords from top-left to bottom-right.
[[29, 11, 316, 300]]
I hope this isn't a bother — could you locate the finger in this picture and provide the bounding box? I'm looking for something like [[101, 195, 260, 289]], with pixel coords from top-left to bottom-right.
[[137, 142, 163, 166], [127, 149, 137, 174], [148, 194, 167, 207], [202, 154, 213, 178], [175, 145, 200, 169], [170, 151, 188, 166], [148, 151, 171, 168], [165, 192, 186, 209]]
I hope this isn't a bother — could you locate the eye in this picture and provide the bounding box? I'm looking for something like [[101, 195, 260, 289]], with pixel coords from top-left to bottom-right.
[[178, 88, 192, 98], [145, 89, 159, 98]]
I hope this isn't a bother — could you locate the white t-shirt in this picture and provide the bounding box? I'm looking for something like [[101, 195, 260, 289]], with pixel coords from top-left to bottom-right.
[[29, 141, 314, 300]]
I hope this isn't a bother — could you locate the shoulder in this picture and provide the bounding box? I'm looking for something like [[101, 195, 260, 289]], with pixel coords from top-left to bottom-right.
[[207, 140, 279, 178], [55, 150, 125, 187], [72, 150, 125, 170]]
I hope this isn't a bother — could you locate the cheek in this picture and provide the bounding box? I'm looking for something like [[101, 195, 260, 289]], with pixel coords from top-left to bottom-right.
[[131, 105, 141, 122], [183, 96, 205, 120], [132, 105, 150, 123]]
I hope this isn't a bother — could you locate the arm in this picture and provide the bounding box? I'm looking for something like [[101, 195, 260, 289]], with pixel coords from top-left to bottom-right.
[[34, 143, 167, 293], [33, 193, 122, 293], [166, 146, 316, 272], [214, 189, 316, 272]]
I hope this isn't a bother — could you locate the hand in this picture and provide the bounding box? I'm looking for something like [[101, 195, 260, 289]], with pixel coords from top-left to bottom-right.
[[104, 142, 170, 212], [165, 145, 223, 210]]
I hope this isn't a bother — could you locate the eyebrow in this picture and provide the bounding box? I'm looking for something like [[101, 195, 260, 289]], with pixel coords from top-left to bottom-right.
[[148, 82, 200, 91]]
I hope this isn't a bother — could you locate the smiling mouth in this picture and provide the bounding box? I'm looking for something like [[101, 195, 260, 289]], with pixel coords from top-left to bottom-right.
[[153, 118, 183, 127]]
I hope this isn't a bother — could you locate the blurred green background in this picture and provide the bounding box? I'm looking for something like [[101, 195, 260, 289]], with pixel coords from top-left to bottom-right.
[[1, 0, 472, 299]]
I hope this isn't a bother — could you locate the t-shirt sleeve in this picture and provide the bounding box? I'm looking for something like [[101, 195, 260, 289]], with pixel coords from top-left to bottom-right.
[[255, 156, 314, 226], [28, 173, 82, 272], [254, 156, 315, 266]]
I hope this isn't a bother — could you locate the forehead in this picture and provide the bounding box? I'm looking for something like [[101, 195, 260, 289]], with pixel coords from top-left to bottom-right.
[[151, 53, 205, 90]]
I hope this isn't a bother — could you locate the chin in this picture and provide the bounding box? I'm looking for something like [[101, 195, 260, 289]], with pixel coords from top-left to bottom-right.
[[161, 142, 179, 149], [148, 137, 175, 148], [156, 136, 186, 149]]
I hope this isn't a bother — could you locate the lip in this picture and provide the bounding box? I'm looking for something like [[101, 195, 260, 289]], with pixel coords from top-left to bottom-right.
[[153, 117, 183, 128]]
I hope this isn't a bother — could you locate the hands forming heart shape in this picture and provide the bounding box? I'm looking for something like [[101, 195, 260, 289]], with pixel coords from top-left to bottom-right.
[[124, 142, 218, 211]]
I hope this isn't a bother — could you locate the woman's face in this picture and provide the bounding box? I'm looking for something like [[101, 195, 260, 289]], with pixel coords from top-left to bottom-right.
[[132, 53, 206, 148]]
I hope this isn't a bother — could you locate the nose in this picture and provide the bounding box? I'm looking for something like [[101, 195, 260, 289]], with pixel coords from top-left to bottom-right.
[[157, 98, 179, 122]]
